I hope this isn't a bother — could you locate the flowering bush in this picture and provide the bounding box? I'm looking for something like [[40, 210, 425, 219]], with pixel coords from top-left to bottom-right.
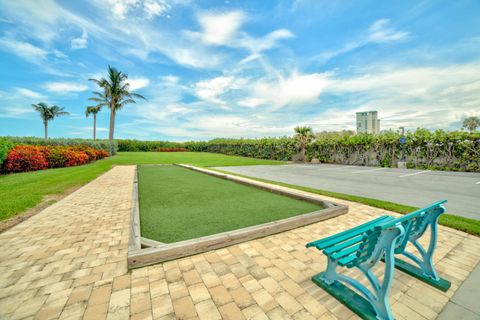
[[2, 145, 110, 174], [3, 146, 49, 173], [154, 147, 188, 152], [3, 136, 117, 155]]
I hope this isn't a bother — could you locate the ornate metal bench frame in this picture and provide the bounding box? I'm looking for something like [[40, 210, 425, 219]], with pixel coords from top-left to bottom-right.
[[306, 200, 450, 320]]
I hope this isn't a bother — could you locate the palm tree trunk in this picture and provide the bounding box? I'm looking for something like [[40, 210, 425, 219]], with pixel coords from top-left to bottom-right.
[[93, 114, 97, 141], [44, 121, 48, 139], [109, 109, 115, 141], [109, 100, 115, 141]]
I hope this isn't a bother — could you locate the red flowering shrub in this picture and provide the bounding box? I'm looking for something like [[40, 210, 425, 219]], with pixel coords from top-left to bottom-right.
[[94, 149, 109, 159], [154, 147, 188, 152], [3, 145, 49, 173], [2, 145, 109, 174], [42, 146, 66, 168]]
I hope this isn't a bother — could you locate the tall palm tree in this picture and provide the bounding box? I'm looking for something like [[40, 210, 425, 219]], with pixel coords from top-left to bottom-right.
[[32, 102, 69, 139], [89, 66, 146, 141], [463, 116, 480, 133], [85, 105, 102, 140], [86, 90, 107, 140]]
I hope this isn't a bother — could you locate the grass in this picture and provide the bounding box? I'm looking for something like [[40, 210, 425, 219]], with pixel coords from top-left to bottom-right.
[[0, 152, 284, 221], [137, 165, 322, 243], [212, 169, 480, 237]]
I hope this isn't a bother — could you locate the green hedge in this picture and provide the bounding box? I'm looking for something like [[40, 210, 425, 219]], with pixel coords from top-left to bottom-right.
[[307, 129, 480, 172], [0, 137, 14, 164], [117, 138, 295, 160], [118, 129, 479, 172], [197, 138, 296, 160], [117, 139, 185, 152], [3, 137, 118, 155]]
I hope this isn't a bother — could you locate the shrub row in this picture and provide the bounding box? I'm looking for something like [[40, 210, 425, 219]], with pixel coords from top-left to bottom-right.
[[117, 138, 295, 160], [120, 130, 480, 172], [117, 139, 181, 152], [154, 147, 188, 152], [306, 129, 480, 172], [3, 137, 118, 155], [2, 145, 109, 173]]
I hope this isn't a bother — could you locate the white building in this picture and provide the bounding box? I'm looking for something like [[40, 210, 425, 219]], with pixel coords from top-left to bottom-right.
[[356, 111, 380, 134]]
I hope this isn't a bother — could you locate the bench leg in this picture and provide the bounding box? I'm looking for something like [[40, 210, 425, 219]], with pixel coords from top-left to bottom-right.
[[312, 228, 403, 320], [396, 211, 451, 291]]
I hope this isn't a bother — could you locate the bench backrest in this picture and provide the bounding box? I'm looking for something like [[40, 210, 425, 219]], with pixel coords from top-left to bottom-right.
[[379, 200, 447, 253], [345, 200, 447, 268]]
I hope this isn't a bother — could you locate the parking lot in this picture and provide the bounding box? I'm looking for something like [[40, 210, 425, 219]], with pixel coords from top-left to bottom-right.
[[215, 164, 480, 220]]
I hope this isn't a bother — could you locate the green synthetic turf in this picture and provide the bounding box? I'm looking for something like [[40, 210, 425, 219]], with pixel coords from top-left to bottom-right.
[[0, 152, 284, 221], [137, 165, 322, 243]]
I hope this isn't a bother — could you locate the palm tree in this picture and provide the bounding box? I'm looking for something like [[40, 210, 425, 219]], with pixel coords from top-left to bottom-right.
[[294, 126, 315, 161], [32, 102, 69, 139], [463, 116, 480, 133], [85, 105, 102, 140], [89, 66, 146, 141]]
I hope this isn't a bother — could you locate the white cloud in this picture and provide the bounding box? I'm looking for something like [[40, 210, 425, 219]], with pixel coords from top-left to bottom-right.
[[43, 82, 89, 93], [0, 38, 48, 62], [128, 77, 150, 90], [71, 29, 88, 50], [186, 10, 293, 60], [236, 29, 294, 53], [312, 18, 409, 64], [368, 19, 410, 43], [15, 88, 46, 100], [197, 11, 245, 45], [248, 71, 331, 109], [103, 0, 171, 19], [193, 76, 245, 105], [161, 75, 179, 84], [144, 0, 171, 18], [0, 106, 35, 119]]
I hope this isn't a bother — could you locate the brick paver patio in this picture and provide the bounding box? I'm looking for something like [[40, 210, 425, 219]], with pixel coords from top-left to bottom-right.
[[0, 166, 479, 320]]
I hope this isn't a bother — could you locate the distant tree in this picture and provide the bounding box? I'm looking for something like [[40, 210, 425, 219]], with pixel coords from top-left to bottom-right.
[[85, 105, 103, 141], [89, 66, 146, 141], [463, 116, 480, 133], [32, 102, 69, 139], [294, 126, 315, 160]]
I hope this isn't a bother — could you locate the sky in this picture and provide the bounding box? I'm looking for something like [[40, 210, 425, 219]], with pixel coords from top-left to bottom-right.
[[0, 0, 479, 141]]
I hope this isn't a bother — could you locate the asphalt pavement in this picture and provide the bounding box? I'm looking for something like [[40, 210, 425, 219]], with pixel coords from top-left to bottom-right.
[[214, 163, 480, 220]]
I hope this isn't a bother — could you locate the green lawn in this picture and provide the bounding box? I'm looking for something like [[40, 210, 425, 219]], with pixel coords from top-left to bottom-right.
[[137, 165, 322, 243], [0, 152, 284, 221]]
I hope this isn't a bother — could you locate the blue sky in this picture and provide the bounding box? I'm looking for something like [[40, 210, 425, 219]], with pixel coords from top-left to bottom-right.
[[0, 0, 479, 141]]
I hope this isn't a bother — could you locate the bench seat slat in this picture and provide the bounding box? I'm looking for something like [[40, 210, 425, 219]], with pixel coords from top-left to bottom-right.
[[323, 235, 365, 255], [331, 244, 362, 260], [338, 253, 358, 267], [307, 216, 393, 250]]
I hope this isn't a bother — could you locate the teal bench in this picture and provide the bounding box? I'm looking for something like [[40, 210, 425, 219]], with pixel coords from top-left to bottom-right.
[[306, 200, 450, 320]]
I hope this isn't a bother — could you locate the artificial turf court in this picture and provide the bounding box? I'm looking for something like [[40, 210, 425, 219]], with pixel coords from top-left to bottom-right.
[[137, 165, 323, 243]]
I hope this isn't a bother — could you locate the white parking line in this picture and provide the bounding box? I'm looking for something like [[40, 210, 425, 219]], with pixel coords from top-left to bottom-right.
[[399, 170, 430, 178], [476, 181, 480, 185], [298, 165, 351, 170], [351, 167, 387, 174]]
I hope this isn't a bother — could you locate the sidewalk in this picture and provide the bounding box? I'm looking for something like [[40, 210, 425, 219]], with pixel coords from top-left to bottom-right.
[[437, 262, 480, 320]]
